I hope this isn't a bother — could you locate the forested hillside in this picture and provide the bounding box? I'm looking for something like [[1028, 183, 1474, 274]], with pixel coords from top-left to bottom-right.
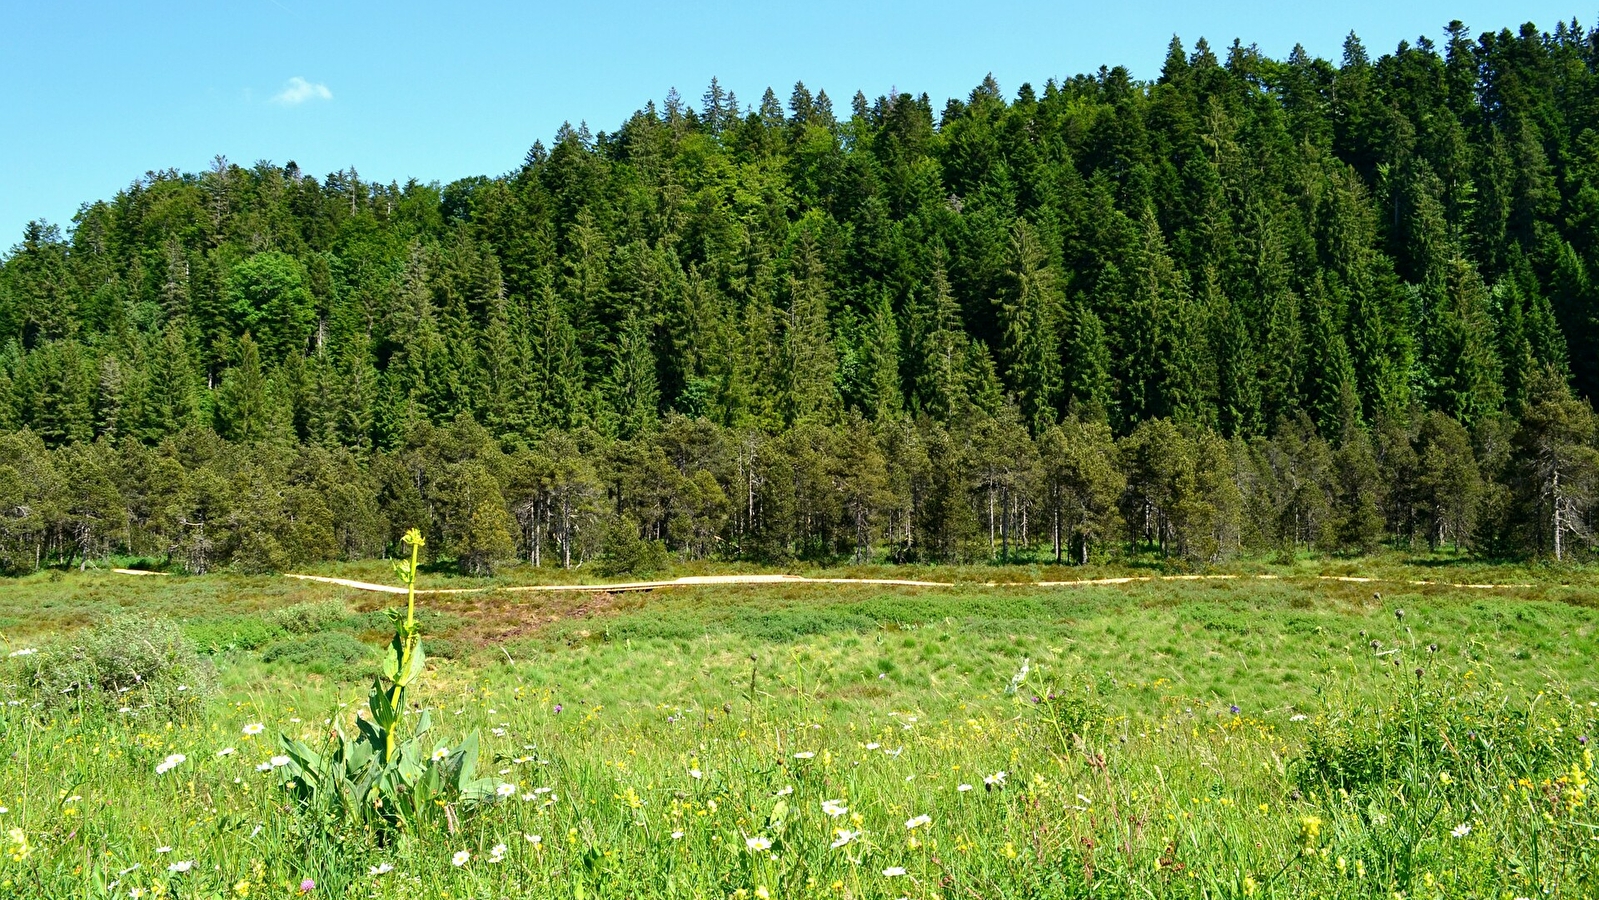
[[1, 19, 1597, 573]]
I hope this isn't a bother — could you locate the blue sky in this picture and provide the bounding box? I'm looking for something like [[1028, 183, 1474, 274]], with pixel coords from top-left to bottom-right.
[[1, 1, 1585, 244]]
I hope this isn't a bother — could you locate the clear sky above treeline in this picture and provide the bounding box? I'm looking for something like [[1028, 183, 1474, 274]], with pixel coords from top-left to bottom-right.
[[0, 1, 1583, 243]]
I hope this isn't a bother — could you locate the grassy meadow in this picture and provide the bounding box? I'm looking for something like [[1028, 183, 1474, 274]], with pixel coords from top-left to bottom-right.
[[2, 556, 1598, 898]]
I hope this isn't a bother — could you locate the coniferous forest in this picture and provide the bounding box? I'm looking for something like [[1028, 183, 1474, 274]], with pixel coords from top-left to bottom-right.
[[2, 19, 1599, 575]]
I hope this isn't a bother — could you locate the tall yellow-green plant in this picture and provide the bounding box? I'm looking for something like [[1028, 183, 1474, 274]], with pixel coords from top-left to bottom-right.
[[276, 528, 495, 833], [383, 528, 426, 763]]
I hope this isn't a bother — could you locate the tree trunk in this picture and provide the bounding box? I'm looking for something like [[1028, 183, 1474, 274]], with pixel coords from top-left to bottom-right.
[[1553, 468, 1563, 562]]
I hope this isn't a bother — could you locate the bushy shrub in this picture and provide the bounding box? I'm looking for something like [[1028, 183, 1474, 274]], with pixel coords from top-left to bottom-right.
[[597, 517, 668, 577], [267, 599, 351, 634], [261, 632, 371, 672], [19, 614, 214, 718], [183, 616, 280, 652]]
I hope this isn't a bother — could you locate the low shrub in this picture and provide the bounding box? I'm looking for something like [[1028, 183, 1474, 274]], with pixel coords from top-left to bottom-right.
[[261, 632, 372, 673], [18, 614, 214, 718], [729, 608, 875, 642], [184, 616, 279, 652], [267, 599, 352, 634]]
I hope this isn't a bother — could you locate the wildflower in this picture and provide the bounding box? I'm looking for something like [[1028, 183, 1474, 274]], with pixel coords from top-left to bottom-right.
[[1451, 823, 1472, 838], [451, 850, 470, 867], [155, 754, 186, 775], [269, 755, 290, 768], [7, 648, 37, 658], [690, 768, 702, 779], [553, 704, 563, 713], [905, 814, 931, 830], [882, 867, 907, 877], [866, 742, 881, 750], [774, 785, 794, 796], [1299, 816, 1323, 845], [746, 836, 772, 852], [167, 860, 193, 873], [794, 751, 815, 759], [368, 864, 393, 875], [216, 747, 236, 757], [298, 878, 314, 893], [255, 762, 273, 773], [242, 723, 264, 736], [431, 747, 450, 762], [234, 880, 250, 896], [525, 835, 542, 846], [1289, 714, 1307, 722], [156, 846, 172, 854], [496, 783, 516, 798], [1243, 875, 1258, 897], [984, 771, 1008, 787], [6, 827, 29, 861], [670, 831, 684, 840], [822, 799, 849, 818], [957, 784, 973, 792], [1229, 705, 1240, 714], [488, 843, 507, 863], [831, 829, 857, 848], [1438, 772, 1453, 786], [755, 887, 770, 900]]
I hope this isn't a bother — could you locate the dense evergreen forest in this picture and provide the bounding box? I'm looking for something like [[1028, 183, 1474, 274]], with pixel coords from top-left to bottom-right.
[[1, 18, 1598, 574]]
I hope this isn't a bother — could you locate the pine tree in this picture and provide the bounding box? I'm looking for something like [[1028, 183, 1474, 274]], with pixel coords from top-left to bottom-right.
[[1430, 256, 1503, 427], [214, 334, 278, 444], [779, 222, 839, 425], [608, 310, 660, 439], [906, 256, 968, 421], [862, 291, 903, 421], [996, 220, 1063, 432]]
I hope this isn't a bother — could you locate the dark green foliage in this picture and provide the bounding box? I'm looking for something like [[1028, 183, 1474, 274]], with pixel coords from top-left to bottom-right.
[[1, 19, 1598, 568], [596, 516, 668, 577], [260, 632, 372, 672]]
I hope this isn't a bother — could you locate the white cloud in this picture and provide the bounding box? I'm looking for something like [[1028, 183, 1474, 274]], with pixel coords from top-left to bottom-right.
[[272, 77, 332, 106]]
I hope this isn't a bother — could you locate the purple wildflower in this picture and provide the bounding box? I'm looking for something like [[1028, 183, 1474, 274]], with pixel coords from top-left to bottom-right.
[[553, 704, 563, 714], [300, 878, 316, 893], [1229, 705, 1240, 715]]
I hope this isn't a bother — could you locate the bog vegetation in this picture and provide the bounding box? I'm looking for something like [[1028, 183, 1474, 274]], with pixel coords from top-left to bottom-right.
[[1, 564, 1598, 897], [0, 17, 1598, 576]]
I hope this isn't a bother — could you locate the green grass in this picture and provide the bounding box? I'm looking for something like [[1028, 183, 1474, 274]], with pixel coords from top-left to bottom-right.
[[1, 557, 1598, 897]]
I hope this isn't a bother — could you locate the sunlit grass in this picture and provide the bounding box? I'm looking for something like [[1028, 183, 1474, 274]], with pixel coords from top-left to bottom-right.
[[0, 559, 1597, 897]]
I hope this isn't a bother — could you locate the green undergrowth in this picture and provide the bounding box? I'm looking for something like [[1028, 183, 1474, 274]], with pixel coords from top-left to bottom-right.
[[0, 563, 1597, 897]]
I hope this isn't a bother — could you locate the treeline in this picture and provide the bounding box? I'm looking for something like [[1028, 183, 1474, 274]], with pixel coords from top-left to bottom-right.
[[0, 378, 1591, 574], [2, 18, 1599, 570]]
